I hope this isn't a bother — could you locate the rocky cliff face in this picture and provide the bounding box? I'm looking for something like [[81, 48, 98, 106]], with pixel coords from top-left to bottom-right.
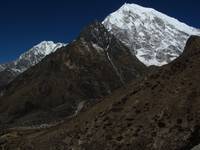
[[103, 3, 200, 66], [0, 21, 146, 126], [4, 36, 200, 150]]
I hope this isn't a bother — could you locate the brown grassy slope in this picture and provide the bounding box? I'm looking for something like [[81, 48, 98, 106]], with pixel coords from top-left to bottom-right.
[[1, 36, 200, 150]]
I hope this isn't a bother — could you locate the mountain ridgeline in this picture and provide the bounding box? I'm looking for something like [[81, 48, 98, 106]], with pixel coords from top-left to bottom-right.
[[0, 21, 146, 126], [0, 3, 200, 150], [1, 3, 199, 88]]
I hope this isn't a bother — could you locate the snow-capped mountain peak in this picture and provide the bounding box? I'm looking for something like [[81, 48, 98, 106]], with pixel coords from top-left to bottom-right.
[[18, 41, 65, 61], [1, 41, 66, 73], [31, 41, 64, 55], [111, 3, 198, 35], [0, 41, 66, 88], [103, 3, 200, 66]]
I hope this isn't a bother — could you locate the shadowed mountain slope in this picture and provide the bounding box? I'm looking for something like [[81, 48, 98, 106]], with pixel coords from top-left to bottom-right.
[[0, 21, 146, 126]]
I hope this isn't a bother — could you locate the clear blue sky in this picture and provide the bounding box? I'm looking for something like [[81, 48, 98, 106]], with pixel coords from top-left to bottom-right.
[[0, 0, 199, 63]]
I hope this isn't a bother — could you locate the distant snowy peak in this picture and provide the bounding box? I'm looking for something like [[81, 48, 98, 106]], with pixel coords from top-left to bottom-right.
[[19, 41, 66, 61], [103, 3, 200, 66], [104, 3, 199, 35], [1, 41, 66, 73], [31, 41, 65, 55], [0, 41, 66, 87]]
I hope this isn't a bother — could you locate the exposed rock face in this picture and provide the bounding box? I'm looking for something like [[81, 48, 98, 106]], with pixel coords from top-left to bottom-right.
[[192, 144, 200, 150], [0, 21, 146, 126], [0, 41, 66, 88], [4, 36, 200, 150], [103, 3, 200, 66]]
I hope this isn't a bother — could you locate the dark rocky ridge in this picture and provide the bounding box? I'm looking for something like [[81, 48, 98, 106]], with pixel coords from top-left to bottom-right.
[[0, 69, 18, 89], [2, 36, 200, 150], [0, 21, 146, 126]]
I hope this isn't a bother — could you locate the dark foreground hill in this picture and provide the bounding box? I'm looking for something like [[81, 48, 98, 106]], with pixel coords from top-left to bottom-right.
[[0, 21, 146, 126], [1, 36, 200, 150]]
